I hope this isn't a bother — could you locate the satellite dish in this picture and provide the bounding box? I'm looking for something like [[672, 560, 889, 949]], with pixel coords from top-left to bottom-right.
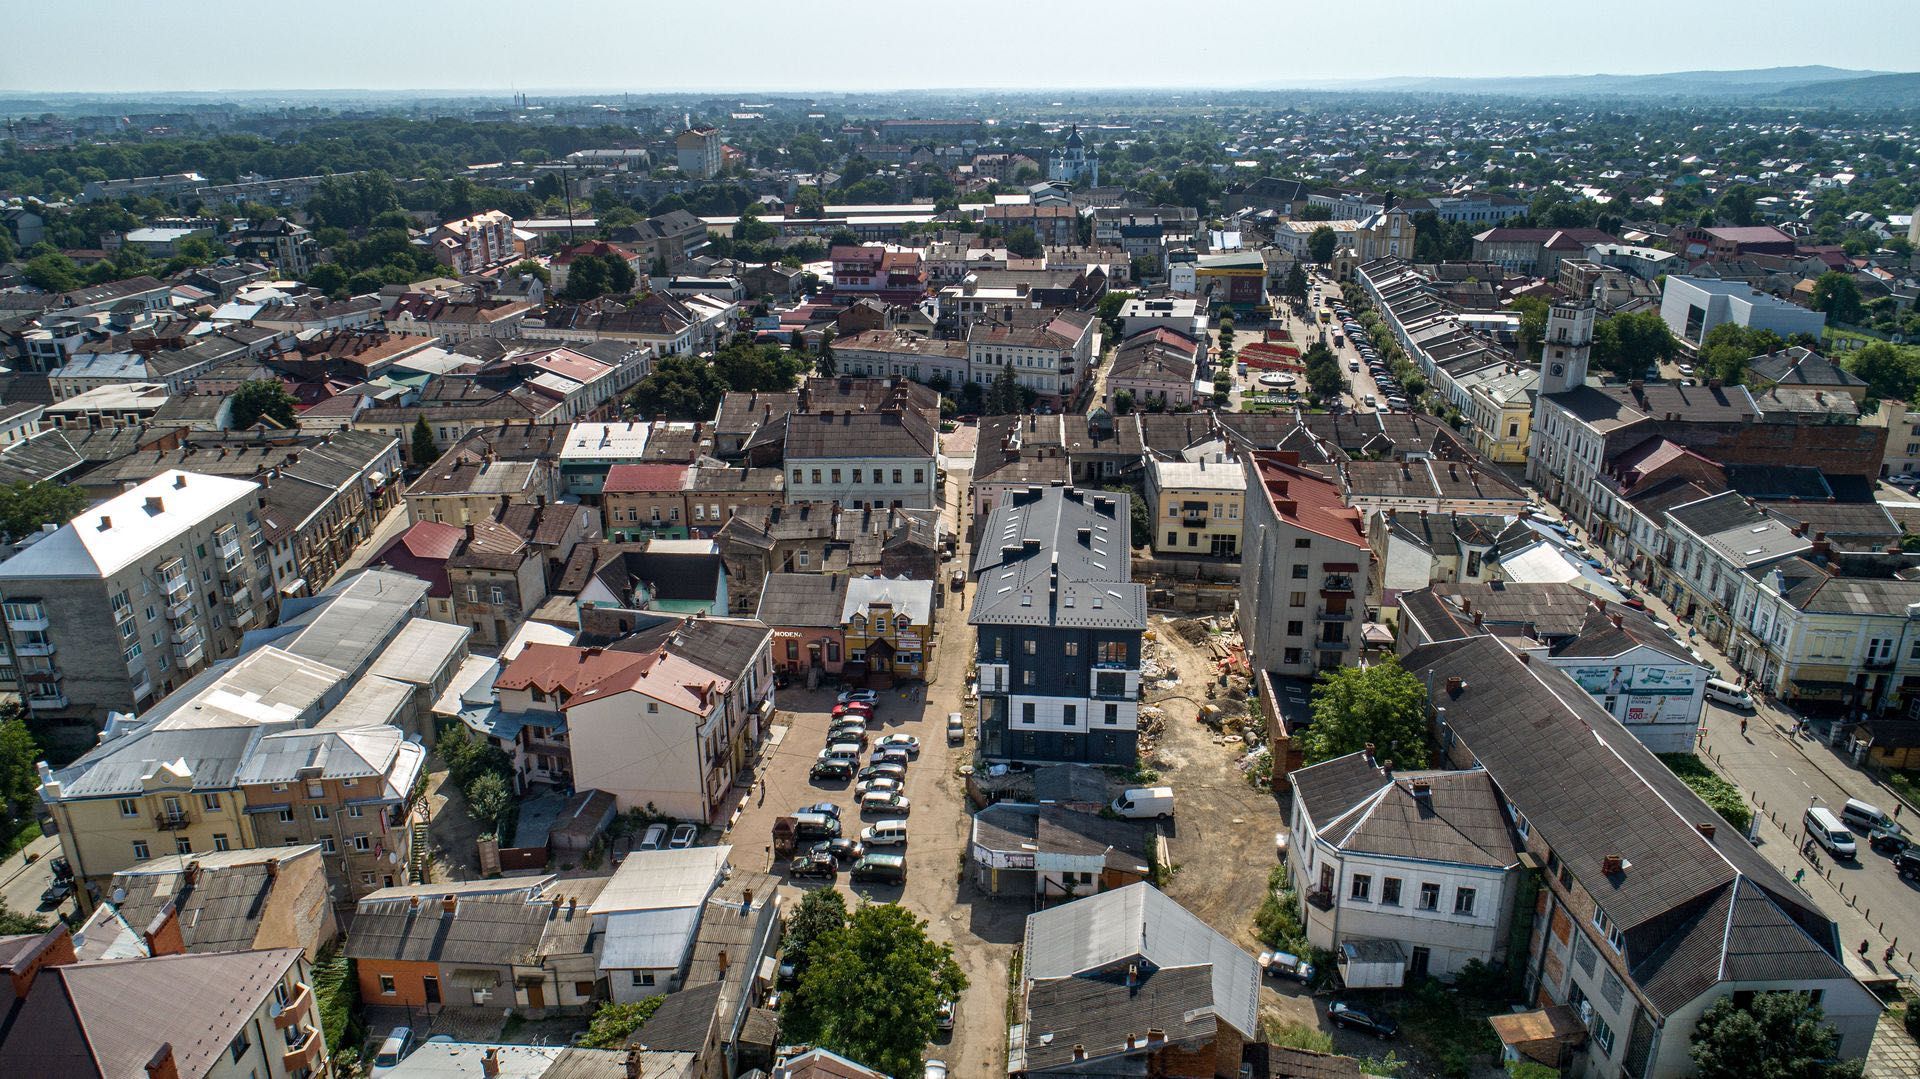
[[111, 887, 127, 904], [389, 852, 400, 864]]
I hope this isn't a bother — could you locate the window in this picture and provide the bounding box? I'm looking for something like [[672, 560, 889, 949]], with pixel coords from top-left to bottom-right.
[[914, 469, 925, 484], [1590, 1013, 1616, 1055], [1454, 887, 1476, 915], [631, 971, 656, 987], [1063, 705, 1077, 727], [277, 808, 294, 823], [1105, 703, 1120, 725], [576, 981, 596, 997], [320, 837, 337, 854], [1350, 873, 1372, 901], [213, 833, 230, 852], [175, 838, 192, 855], [306, 781, 324, 799], [1291, 564, 1309, 579], [1024, 638, 1038, 654], [1167, 531, 1178, 547], [1022, 670, 1035, 686], [1288, 591, 1306, 607], [229, 1027, 251, 1063], [831, 469, 841, 483], [1063, 640, 1079, 657], [1381, 877, 1402, 905], [1098, 640, 1129, 664], [647, 702, 659, 713], [353, 834, 372, 852], [118, 798, 139, 818], [1283, 648, 1302, 665], [379, 975, 397, 996], [312, 805, 330, 821], [1286, 620, 1303, 636], [1294, 537, 1311, 548], [1418, 882, 1440, 911], [1022, 703, 1036, 725], [811, 470, 822, 484], [201, 792, 221, 811], [132, 840, 150, 861], [852, 469, 862, 483], [791, 468, 802, 483]]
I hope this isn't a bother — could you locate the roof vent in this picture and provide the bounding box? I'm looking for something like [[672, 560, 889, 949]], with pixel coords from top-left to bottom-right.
[[1697, 821, 1716, 840]]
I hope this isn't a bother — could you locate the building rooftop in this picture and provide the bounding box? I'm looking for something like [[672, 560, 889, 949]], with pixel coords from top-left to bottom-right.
[[969, 486, 1146, 632], [0, 469, 257, 581]]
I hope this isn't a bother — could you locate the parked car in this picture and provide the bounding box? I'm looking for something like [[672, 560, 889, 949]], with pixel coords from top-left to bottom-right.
[[947, 712, 966, 744], [788, 852, 838, 880], [827, 725, 869, 747], [860, 820, 910, 846], [1328, 1001, 1399, 1039], [856, 775, 903, 797], [1870, 827, 1910, 855], [1896, 850, 1920, 881], [876, 734, 921, 757], [950, 569, 967, 592], [370, 1027, 416, 1078], [935, 997, 955, 1031], [810, 757, 855, 781], [850, 851, 907, 882], [873, 747, 913, 768], [39, 878, 71, 907], [832, 701, 874, 720], [1258, 950, 1315, 982], [669, 823, 698, 849], [800, 801, 842, 820], [837, 689, 879, 706], [810, 837, 865, 862], [638, 823, 670, 851], [857, 762, 907, 783], [861, 790, 912, 815]]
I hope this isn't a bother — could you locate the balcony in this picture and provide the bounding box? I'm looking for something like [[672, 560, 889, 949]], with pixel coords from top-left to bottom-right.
[[1317, 638, 1351, 652], [281, 1027, 324, 1073], [174, 641, 205, 667], [4, 603, 48, 632], [24, 692, 67, 711], [978, 662, 1010, 694], [131, 672, 153, 701], [1317, 607, 1353, 622], [272, 983, 313, 1030], [154, 810, 193, 831], [20, 667, 62, 684], [165, 592, 195, 620], [1306, 887, 1335, 911], [160, 571, 190, 597], [224, 582, 252, 605], [1865, 657, 1896, 672], [13, 638, 55, 657], [170, 623, 202, 646], [233, 607, 256, 629], [1320, 575, 1355, 598]]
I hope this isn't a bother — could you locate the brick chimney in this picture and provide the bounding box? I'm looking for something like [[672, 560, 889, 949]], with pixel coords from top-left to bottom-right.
[[442, 894, 458, 915], [483, 1048, 501, 1078], [1697, 822, 1716, 840], [145, 1043, 180, 1079], [143, 900, 186, 958], [625, 1047, 646, 1079], [3, 924, 76, 1000], [1601, 853, 1624, 876]]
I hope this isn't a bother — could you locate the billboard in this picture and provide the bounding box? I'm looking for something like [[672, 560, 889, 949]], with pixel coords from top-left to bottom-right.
[[1565, 663, 1699, 697]]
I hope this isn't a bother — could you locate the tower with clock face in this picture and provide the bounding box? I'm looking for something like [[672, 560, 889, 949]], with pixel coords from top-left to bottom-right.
[[1538, 301, 1595, 395]]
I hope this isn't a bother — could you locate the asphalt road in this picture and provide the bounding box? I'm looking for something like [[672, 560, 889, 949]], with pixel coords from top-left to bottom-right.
[[0, 833, 71, 921]]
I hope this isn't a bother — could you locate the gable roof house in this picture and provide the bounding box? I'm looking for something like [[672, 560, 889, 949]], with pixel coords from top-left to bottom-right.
[[1403, 635, 1881, 1077], [1012, 883, 1260, 1077]]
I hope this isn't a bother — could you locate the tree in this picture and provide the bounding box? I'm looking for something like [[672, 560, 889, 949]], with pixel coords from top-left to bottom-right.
[[1303, 342, 1342, 404], [815, 336, 837, 378], [783, 886, 847, 982], [1218, 316, 1236, 352], [1689, 991, 1862, 1079], [1592, 310, 1676, 381], [465, 771, 512, 826], [711, 335, 804, 393], [986, 362, 1022, 416], [0, 708, 40, 843], [1511, 296, 1551, 362], [1844, 342, 1920, 402], [1096, 290, 1135, 337], [509, 259, 550, 285], [1284, 263, 1309, 301], [560, 253, 634, 301], [410, 416, 439, 468], [1307, 226, 1338, 265], [1004, 226, 1042, 259], [305, 262, 349, 298], [0, 481, 87, 542], [782, 904, 967, 1079], [1112, 388, 1134, 415], [22, 253, 81, 293], [632, 353, 729, 420], [229, 379, 298, 430], [0, 906, 49, 935], [1811, 271, 1864, 324], [1300, 658, 1430, 767], [1697, 323, 1783, 387], [578, 997, 665, 1049]]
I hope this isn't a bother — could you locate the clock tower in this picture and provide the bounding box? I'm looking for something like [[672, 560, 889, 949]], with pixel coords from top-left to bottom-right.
[[1538, 301, 1595, 395]]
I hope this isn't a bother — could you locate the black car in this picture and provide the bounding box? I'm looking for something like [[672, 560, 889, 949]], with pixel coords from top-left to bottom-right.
[[1870, 828, 1910, 855], [39, 878, 71, 907], [1895, 851, 1920, 881], [1328, 1001, 1399, 1039], [809, 758, 854, 781], [788, 852, 838, 880], [810, 838, 865, 862]]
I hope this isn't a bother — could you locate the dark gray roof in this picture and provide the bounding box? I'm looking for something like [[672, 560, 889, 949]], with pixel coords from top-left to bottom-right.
[[752, 573, 846, 627], [1552, 607, 1697, 664], [631, 980, 725, 1052], [973, 803, 1150, 873], [1747, 347, 1866, 389], [1021, 964, 1217, 1070], [782, 407, 934, 460], [1401, 636, 1846, 1016], [968, 486, 1145, 631], [346, 892, 549, 966], [1294, 757, 1518, 869]]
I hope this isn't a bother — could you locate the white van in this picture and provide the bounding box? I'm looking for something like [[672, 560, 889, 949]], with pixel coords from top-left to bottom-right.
[[824, 742, 862, 762], [861, 820, 909, 847], [370, 1027, 415, 1078], [1806, 806, 1857, 859], [1110, 786, 1175, 820], [1703, 678, 1753, 710], [1841, 798, 1895, 835]]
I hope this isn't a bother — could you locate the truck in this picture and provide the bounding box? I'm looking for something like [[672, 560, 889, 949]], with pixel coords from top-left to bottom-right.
[[1110, 786, 1175, 820]]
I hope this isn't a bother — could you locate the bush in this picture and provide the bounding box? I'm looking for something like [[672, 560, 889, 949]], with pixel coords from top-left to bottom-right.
[[311, 943, 362, 1057], [1658, 753, 1753, 832], [579, 997, 664, 1048], [1254, 865, 1309, 955], [1507, 1062, 1560, 1079], [1266, 1021, 1333, 1054]]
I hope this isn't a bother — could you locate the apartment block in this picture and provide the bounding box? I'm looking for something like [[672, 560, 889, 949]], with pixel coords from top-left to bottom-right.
[[1239, 451, 1372, 677], [0, 470, 274, 723]]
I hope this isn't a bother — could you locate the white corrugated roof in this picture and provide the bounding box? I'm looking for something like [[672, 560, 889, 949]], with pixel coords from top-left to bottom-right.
[[590, 845, 730, 916], [0, 469, 257, 580]]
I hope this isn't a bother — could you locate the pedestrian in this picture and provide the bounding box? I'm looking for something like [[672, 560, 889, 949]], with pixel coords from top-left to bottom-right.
[[1860, 939, 1871, 959], [1793, 868, 1806, 884], [1740, 717, 1749, 736]]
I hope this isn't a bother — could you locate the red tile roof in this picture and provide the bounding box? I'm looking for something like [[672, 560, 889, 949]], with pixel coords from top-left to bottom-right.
[[494, 643, 653, 697], [1250, 450, 1366, 548], [398, 520, 463, 559], [603, 463, 691, 494]]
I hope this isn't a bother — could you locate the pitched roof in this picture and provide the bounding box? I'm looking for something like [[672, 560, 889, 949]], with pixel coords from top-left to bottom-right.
[[1247, 451, 1366, 548], [1293, 755, 1518, 869], [968, 486, 1146, 631], [753, 573, 848, 628]]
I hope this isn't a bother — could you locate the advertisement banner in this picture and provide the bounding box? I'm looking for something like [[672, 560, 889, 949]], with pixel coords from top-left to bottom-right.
[[1567, 663, 1698, 696]]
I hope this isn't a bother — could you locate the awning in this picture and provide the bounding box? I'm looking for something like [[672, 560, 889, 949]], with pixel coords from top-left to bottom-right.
[[1488, 1005, 1587, 1067], [1789, 679, 1851, 699], [280, 577, 307, 595], [448, 967, 502, 988]]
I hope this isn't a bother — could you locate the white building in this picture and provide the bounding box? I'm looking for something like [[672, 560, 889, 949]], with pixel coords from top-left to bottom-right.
[[1117, 296, 1204, 339], [589, 846, 730, 1001], [1289, 752, 1520, 985], [1659, 275, 1827, 347]]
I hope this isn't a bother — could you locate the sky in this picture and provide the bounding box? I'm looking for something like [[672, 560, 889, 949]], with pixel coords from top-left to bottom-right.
[[4, 0, 1913, 94]]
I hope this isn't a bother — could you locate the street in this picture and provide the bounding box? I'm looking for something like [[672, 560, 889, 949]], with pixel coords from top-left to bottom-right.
[[0, 833, 70, 922]]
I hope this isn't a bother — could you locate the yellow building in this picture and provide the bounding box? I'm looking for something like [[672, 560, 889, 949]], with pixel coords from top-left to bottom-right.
[[1146, 455, 1245, 557], [1462, 365, 1539, 465], [841, 575, 936, 688], [41, 757, 260, 908]]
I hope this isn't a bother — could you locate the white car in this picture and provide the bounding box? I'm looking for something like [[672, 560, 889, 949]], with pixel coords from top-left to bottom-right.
[[876, 734, 920, 757], [856, 775, 903, 797], [837, 689, 879, 705], [668, 823, 698, 849], [925, 1062, 949, 1079]]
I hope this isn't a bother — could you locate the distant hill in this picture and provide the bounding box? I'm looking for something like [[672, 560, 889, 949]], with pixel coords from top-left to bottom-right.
[[1275, 66, 1905, 100], [1763, 71, 1920, 108]]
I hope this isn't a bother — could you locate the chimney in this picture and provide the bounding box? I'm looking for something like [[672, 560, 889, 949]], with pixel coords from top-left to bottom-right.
[[1410, 778, 1432, 797], [1460, 597, 1471, 614], [172, 474, 187, 489], [4, 925, 76, 999], [442, 893, 458, 915], [626, 1048, 646, 1079], [142, 900, 185, 957], [1146, 1029, 1167, 1048], [1517, 650, 1529, 665], [1601, 853, 1624, 876], [182, 860, 202, 889], [145, 497, 164, 514], [145, 1044, 180, 1079], [1445, 675, 1463, 695], [1072, 1045, 1087, 1062], [266, 858, 279, 883], [483, 1048, 502, 1079], [1363, 742, 1376, 764], [1126, 962, 1139, 992], [568, 896, 577, 915], [717, 949, 729, 975], [743, 887, 754, 909], [1697, 821, 1716, 840], [408, 895, 420, 913]]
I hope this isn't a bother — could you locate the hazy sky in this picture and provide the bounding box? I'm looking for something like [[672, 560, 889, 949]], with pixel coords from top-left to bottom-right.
[[5, 0, 1913, 93]]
